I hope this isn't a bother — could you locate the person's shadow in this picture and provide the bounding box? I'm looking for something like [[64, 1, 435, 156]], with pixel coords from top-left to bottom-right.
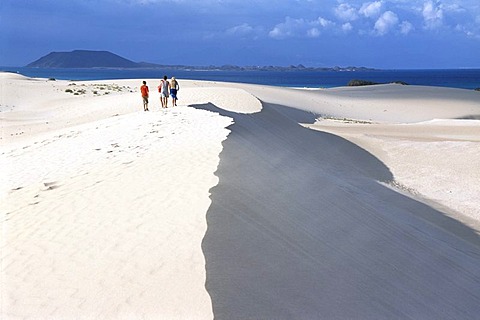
[[192, 102, 480, 320]]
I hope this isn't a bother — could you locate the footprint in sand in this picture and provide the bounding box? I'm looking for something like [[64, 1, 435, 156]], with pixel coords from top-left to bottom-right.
[[42, 181, 60, 191]]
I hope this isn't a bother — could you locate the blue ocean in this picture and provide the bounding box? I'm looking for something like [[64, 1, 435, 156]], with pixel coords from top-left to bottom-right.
[[2, 67, 480, 90]]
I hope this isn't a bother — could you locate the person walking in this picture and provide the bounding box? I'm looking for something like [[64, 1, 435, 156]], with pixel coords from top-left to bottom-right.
[[170, 77, 180, 107], [158, 76, 170, 108], [140, 81, 149, 111]]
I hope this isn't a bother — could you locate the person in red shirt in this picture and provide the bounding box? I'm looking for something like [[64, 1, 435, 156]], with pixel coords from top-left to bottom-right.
[[140, 81, 149, 111]]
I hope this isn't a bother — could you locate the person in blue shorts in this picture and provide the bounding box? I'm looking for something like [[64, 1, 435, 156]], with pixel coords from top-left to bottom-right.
[[170, 77, 180, 107]]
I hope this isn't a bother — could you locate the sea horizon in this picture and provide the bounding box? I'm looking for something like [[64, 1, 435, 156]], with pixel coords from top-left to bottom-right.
[[2, 66, 480, 90]]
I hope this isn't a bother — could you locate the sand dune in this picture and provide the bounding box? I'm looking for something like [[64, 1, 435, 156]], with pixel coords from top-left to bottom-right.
[[1, 73, 480, 319], [195, 102, 480, 319]]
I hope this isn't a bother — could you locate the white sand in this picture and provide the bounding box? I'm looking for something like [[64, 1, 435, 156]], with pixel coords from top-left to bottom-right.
[[1, 74, 258, 319], [306, 118, 480, 229], [1, 73, 480, 319]]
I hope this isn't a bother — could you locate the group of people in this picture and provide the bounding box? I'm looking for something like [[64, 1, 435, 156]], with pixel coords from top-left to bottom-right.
[[140, 76, 180, 111]]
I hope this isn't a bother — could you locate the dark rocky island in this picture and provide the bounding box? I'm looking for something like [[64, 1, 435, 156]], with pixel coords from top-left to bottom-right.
[[27, 50, 141, 68], [26, 50, 374, 72], [347, 79, 409, 86]]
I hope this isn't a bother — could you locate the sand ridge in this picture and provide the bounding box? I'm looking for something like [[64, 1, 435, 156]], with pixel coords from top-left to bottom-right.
[[195, 101, 480, 319]]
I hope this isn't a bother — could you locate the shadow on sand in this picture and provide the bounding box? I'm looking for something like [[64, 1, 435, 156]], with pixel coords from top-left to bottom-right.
[[192, 102, 480, 320]]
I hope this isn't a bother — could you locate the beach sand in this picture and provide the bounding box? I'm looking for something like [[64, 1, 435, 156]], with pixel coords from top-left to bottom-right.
[[1, 72, 480, 319]]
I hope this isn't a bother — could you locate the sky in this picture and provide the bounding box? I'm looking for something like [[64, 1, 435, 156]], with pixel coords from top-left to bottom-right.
[[1, 0, 480, 69]]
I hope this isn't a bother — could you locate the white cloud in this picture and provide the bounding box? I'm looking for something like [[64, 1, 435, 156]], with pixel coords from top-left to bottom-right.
[[269, 17, 306, 39], [268, 27, 286, 39], [374, 11, 399, 35], [455, 23, 480, 39], [269, 16, 334, 39], [359, 1, 383, 18], [342, 22, 353, 32], [422, 0, 443, 29], [226, 23, 254, 36], [442, 3, 466, 13], [335, 3, 358, 21], [317, 17, 334, 28], [307, 28, 321, 37], [400, 21, 414, 34]]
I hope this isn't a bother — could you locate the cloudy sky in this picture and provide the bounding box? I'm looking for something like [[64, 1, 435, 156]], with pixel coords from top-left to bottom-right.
[[1, 0, 479, 68]]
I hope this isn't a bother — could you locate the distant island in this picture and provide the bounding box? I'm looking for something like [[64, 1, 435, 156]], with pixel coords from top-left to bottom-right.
[[26, 50, 374, 72], [27, 50, 141, 69]]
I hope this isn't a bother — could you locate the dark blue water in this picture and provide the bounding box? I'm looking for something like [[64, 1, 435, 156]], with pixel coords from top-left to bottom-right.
[[2, 67, 480, 90]]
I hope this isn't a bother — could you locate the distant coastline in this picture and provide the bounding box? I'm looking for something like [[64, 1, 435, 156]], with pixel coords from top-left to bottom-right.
[[25, 49, 375, 72], [4, 50, 480, 90]]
